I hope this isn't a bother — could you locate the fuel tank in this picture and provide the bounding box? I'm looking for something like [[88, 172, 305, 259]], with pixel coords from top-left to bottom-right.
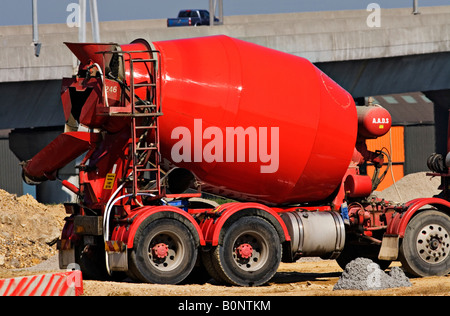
[[149, 36, 358, 205]]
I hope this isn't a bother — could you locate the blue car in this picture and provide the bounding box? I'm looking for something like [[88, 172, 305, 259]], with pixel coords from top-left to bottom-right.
[[167, 10, 219, 27]]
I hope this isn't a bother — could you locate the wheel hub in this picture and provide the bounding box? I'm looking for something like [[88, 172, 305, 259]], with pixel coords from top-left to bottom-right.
[[152, 243, 169, 259], [430, 238, 440, 250], [416, 224, 450, 264], [236, 243, 253, 259]]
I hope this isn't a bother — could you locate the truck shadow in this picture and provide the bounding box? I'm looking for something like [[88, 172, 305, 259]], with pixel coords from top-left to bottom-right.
[[191, 271, 342, 286], [270, 271, 341, 284]]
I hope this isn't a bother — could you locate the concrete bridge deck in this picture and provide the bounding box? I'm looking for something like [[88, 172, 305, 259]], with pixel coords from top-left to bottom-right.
[[1, 6, 450, 84]]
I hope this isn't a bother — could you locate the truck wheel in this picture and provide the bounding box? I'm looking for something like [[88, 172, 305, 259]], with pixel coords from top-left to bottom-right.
[[211, 216, 282, 286], [399, 210, 450, 277], [128, 218, 197, 284], [74, 237, 126, 281], [75, 242, 108, 280]]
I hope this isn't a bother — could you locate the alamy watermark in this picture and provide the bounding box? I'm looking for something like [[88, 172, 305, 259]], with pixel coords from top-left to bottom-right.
[[171, 119, 279, 174], [65, 263, 82, 288], [66, 3, 81, 28], [366, 262, 382, 288], [367, 3, 381, 28]]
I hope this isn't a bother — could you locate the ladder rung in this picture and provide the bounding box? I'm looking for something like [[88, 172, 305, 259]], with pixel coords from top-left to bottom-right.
[[135, 104, 157, 108], [131, 59, 157, 63], [110, 112, 162, 117], [136, 147, 158, 151], [138, 190, 160, 195], [133, 113, 162, 117], [135, 125, 157, 129], [133, 83, 156, 88], [136, 168, 159, 172]]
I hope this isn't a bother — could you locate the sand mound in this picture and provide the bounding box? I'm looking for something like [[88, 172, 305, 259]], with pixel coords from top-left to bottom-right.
[[374, 172, 441, 203], [0, 189, 66, 269]]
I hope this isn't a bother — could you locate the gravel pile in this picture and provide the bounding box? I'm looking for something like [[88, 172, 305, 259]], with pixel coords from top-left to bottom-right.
[[333, 258, 411, 291]]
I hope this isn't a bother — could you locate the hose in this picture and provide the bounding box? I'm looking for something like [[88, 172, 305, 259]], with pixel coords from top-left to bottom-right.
[[103, 182, 168, 275], [371, 148, 391, 191]]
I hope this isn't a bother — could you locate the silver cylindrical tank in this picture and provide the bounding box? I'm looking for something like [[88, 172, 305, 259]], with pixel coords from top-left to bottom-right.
[[281, 211, 345, 260]]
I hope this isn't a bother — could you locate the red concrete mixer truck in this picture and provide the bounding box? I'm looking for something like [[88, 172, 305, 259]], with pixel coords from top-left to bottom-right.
[[21, 35, 450, 285]]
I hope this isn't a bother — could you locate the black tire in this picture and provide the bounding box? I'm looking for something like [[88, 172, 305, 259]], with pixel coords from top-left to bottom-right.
[[201, 247, 228, 284], [128, 218, 197, 284], [209, 216, 282, 286], [73, 236, 127, 281], [399, 210, 450, 277], [75, 242, 108, 280]]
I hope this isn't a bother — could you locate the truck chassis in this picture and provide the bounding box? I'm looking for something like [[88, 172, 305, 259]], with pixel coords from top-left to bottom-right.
[[22, 38, 450, 285]]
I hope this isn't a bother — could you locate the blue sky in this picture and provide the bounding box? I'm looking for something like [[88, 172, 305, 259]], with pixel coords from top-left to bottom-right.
[[0, 0, 449, 26]]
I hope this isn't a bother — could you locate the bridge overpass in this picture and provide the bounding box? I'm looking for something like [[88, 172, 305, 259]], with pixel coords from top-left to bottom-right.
[[1, 5, 450, 96], [1, 6, 450, 201]]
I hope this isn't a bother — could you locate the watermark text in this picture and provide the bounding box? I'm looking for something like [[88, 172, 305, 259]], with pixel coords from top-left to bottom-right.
[[367, 3, 381, 28], [171, 119, 279, 174]]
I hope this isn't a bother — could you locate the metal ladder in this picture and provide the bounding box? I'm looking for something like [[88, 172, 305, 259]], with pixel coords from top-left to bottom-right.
[[128, 51, 163, 198], [98, 48, 163, 198]]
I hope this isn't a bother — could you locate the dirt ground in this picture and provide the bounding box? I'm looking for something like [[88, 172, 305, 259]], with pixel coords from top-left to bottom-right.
[[78, 260, 450, 296], [1, 255, 449, 296]]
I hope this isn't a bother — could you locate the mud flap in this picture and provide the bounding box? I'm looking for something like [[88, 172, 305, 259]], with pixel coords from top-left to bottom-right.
[[105, 241, 128, 271], [378, 234, 399, 260], [58, 239, 75, 269]]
